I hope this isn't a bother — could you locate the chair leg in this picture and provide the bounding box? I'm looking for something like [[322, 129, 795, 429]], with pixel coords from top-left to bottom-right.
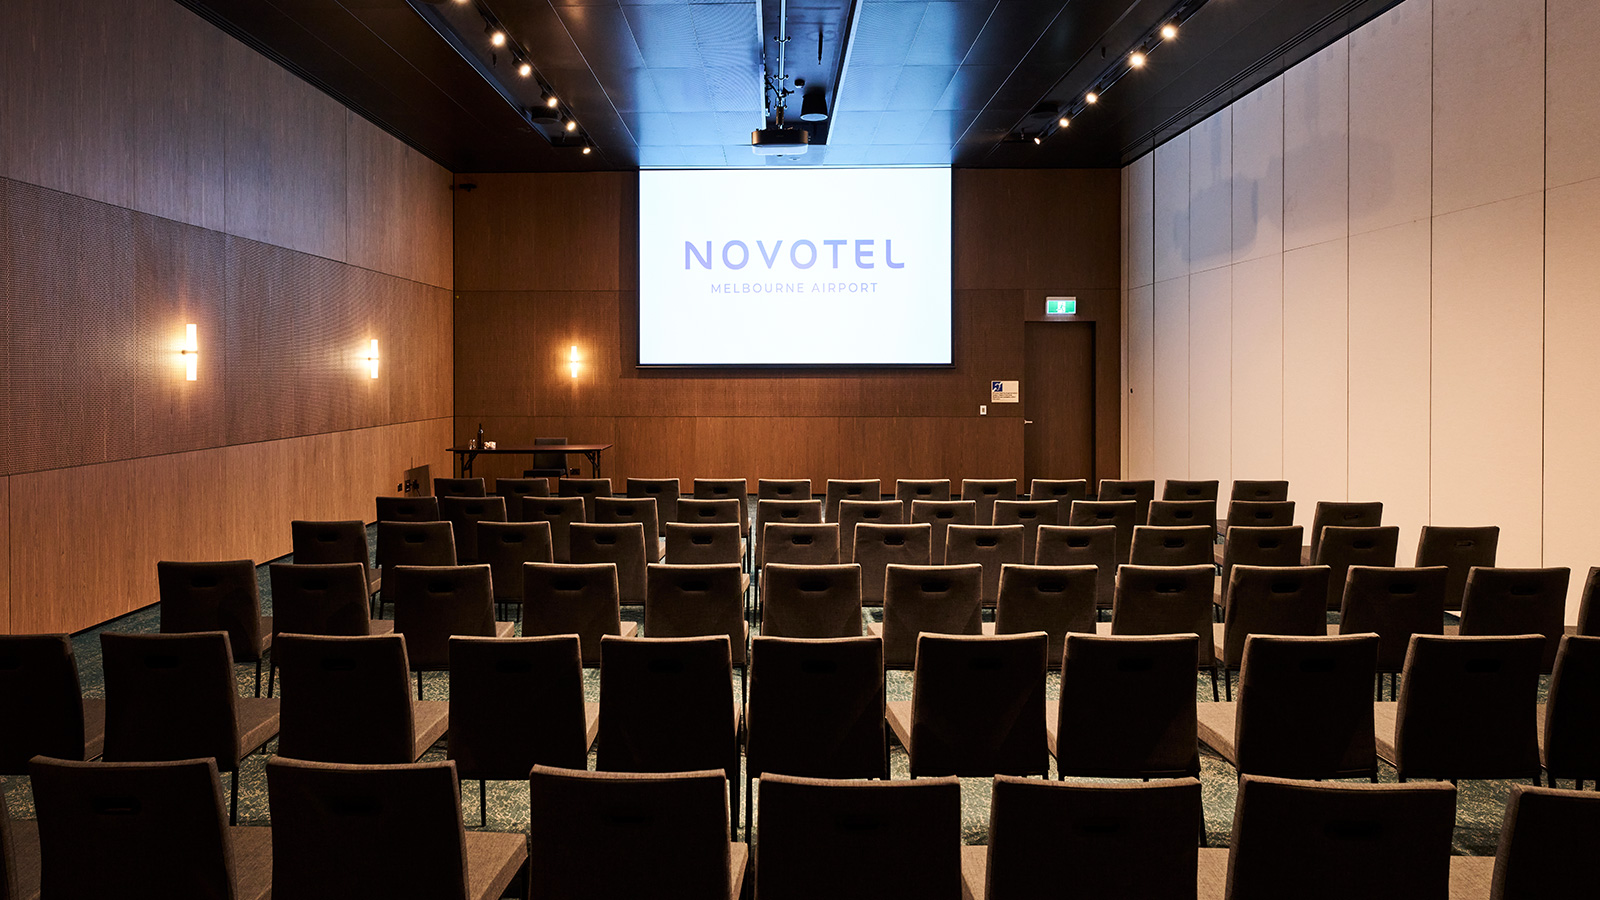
[[1223, 669, 1233, 702], [744, 770, 754, 843], [253, 658, 263, 698], [267, 662, 276, 699], [1209, 665, 1220, 702], [481, 780, 488, 827], [417, 671, 424, 700], [230, 769, 239, 825]]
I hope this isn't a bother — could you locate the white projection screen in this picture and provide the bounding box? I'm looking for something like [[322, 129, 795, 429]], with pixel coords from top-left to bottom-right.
[[638, 167, 953, 366]]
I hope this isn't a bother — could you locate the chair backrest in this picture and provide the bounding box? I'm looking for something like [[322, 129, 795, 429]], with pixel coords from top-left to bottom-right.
[[433, 476, 486, 497], [1226, 775, 1456, 900], [1313, 525, 1400, 608], [1576, 567, 1600, 637], [755, 773, 960, 900], [267, 757, 471, 900], [1162, 479, 1219, 501], [31, 757, 236, 898], [760, 521, 839, 568], [894, 478, 951, 518], [837, 499, 903, 560], [1219, 565, 1331, 667], [853, 523, 933, 607], [1489, 784, 1600, 899], [1128, 524, 1214, 567], [984, 776, 1201, 900], [1234, 634, 1379, 779], [746, 636, 886, 778], [521, 495, 587, 563], [756, 499, 826, 564], [529, 766, 733, 900], [1230, 479, 1289, 502], [994, 564, 1096, 666], [595, 496, 661, 562], [644, 563, 747, 665], [760, 563, 864, 638], [269, 562, 375, 637], [1034, 524, 1116, 611], [992, 499, 1060, 563], [1414, 525, 1499, 612], [157, 559, 267, 660], [1542, 635, 1600, 783], [1111, 564, 1218, 667], [0, 634, 90, 773], [376, 495, 439, 523], [1027, 478, 1089, 523], [758, 478, 811, 501], [493, 477, 550, 520], [909, 499, 977, 564], [389, 564, 497, 670], [1067, 500, 1137, 564], [375, 520, 457, 570], [1224, 499, 1296, 531], [1459, 566, 1571, 673], [824, 479, 881, 523], [881, 563, 983, 668], [960, 478, 1018, 525], [597, 636, 738, 776], [558, 477, 613, 519], [1394, 634, 1544, 781], [476, 520, 554, 602], [438, 495, 508, 563], [625, 477, 679, 533], [1097, 479, 1155, 525], [676, 497, 743, 535], [1147, 499, 1218, 538], [528, 436, 569, 476], [692, 478, 748, 534], [448, 635, 589, 778], [273, 633, 417, 763], [943, 524, 1025, 606], [908, 632, 1048, 777], [1056, 633, 1200, 778], [1220, 524, 1304, 587], [664, 522, 743, 566], [100, 632, 242, 769], [522, 562, 624, 665], [569, 522, 649, 605], [1337, 565, 1448, 673], [1308, 500, 1384, 562]]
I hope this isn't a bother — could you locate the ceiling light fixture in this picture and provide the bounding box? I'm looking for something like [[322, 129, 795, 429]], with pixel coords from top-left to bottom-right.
[[1129, 50, 1146, 68], [1085, 91, 1099, 104], [542, 89, 558, 108], [564, 118, 577, 132], [1058, 115, 1070, 129], [1161, 22, 1179, 40], [489, 29, 506, 48], [517, 60, 532, 78]]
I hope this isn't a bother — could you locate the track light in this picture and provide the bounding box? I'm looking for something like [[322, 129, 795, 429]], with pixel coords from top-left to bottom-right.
[[1129, 50, 1146, 68], [542, 89, 558, 108], [1058, 115, 1070, 129], [1161, 22, 1178, 40], [517, 60, 532, 78], [1085, 91, 1099, 104], [564, 118, 577, 132], [489, 29, 506, 48]]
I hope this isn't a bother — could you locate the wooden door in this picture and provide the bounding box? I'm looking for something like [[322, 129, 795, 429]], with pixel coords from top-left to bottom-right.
[[1023, 322, 1096, 486]]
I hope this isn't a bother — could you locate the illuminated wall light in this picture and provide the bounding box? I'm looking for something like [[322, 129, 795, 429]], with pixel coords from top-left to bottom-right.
[[490, 30, 506, 48], [366, 339, 380, 379], [1085, 91, 1099, 104], [569, 345, 581, 379], [1129, 50, 1146, 68], [181, 323, 198, 381], [1161, 23, 1179, 41]]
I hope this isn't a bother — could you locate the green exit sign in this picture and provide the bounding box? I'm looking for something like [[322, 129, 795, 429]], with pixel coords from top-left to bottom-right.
[[1046, 297, 1077, 315]]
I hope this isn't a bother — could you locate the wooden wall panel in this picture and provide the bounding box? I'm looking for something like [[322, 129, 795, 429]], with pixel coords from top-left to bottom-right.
[[454, 173, 626, 292], [1231, 78, 1284, 265], [1283, 39, 1349, 252], [130, 0, 226, 232], [952, 169, 1120, 290], [223, 237, 303, 445], [0, 478, 9, 634], [134, 215, 227, 456], [1348, 0, 1432, 237], [1546, 0, 1600, 190], [345, 113, 453, 290]]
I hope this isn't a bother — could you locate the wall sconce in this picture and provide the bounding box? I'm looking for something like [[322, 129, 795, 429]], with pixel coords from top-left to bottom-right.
[[181, 323, 198, 381], [366, 339, 380, 379], [569, 345, 580, 379]]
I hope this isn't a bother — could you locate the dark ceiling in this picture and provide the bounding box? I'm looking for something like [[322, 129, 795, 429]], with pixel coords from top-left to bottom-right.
[[180, 0, 1403, 172]]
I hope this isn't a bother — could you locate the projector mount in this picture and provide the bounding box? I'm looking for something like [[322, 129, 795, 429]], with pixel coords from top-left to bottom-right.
[[753, 0, 810, 155]]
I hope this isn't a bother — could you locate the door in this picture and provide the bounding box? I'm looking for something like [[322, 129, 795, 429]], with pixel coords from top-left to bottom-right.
[[1023, 322, 1096, 487]]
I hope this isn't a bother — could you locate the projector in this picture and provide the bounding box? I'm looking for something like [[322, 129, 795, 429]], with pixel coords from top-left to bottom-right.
[[751, 126, 810, 156]]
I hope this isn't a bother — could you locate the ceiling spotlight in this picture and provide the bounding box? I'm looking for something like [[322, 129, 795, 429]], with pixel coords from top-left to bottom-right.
[[1129, 50, 1146, 68], [581, 143, 593, 155], [1085, 91, 1099, 104], [489, 30, 506, 48], [1161, 23, 1178, 41], [564, 118, 577, 132], [517, 61, 532, 78], [1058, 116, 1070, 129], [543, 90, 559, 108], [1032, 135, 1042, 145]]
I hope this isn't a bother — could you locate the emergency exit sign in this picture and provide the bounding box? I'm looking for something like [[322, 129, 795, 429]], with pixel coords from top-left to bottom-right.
[[1046, 296, 1076, 315]]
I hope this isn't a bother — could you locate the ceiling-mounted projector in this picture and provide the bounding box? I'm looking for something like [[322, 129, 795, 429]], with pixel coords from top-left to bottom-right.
[[751, 126, 809, 156]]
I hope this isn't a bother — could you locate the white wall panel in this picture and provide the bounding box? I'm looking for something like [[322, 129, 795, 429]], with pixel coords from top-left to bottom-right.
[[1283, 239, 1350, 522], [1153, 277, 1191, 481], [1543, 177, 1600, 619], [1153, 134, 1191, 282], [1546, 0, 1600, 189], [1283, 39, 1349, 251], [1349, 220, 1432, 564], [1349, 0, 1432, 236], [1128, 154, 1155, 288], [1231, 78, 1284, 264], [1230, 255, 1284, 480], [1431, 194, 1544, 565], [1127, 283, 1156, 478], [1188, 109, 1233, 274], [1432, 0, 1544, 215], [1189, 267, 1232, 487]]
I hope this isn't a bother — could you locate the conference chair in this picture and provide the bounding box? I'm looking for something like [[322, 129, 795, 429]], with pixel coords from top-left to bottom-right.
[[1414, 525, 1499, 612], [1097, 478, 1155, 525], [524, 436, 572, 479], [870, 563, 983, 668], [990, 564, 1096, 666], [267, 757, 526, 900], [754, 498, 825, 567], [692, 478, 749, 539], [266, 561, 395, 696], [0, 634, 106, 773], [759, 563, 864, 638], [595, 495, 663, 562], [522, 495, 587, 563], [156, 558, 274, 697], [1163, 478, 1219, 501], [961, 478, 1018, 525], [1230, 479, 1289, 502], [677, 498, 747, 561], [30, 757, 271, 900], [476, 519, 555, 618], [1128, 524, 1215, 567], [644, 563, 749, 665], [1222, 499, 1296, 534], [853, 522, 932, 608], [1337, 565, 1448, 698], [625, 476, 679, 534], [1312, 525, 1400, 608], [1027, 477, 1090, 517], [521, 562, 637, 665], [291, 519, 381, 599], [824, 478, 881, 523], [447, 635, 598, 825], [837, 498, 903, 561], [664, 522, 748, 595], [492, 476, 550, 520], [272, 633, 449, 764], [569, 521, 649, 606], [1575, 567, 1600, 636], [388, 564, 515, 697], [1306, 500, 1384, 564], [991, 499, 1059, 563], [375, 494, 440, 523], [1034, 524, 1117, 614], [1051, 633, 1201, 780], [887, 632, 1048, 778], [373, 520, 456, 617], [1215, 525, 1305, 616], [433, 476, 486, 498], [438, 495, 508, 563], [757, 477, 810, 501], [972, 776, 1203, 900], [0, 778, 39, 900], [755, 774, 960, 900], [894, 478, 950, 518], [529, 766, 745, 900], [100, 632, 281, 824], [1111, 564, 1222, 699], [909, 498, 977, 565], [1542, 635, 1600, 790], [944, 524, 1025, 608], [759, 521, 838, 569], [1484, 783, 1600, 898], [1214, 565, 1331, 700], [1147, 498, 1218, 541], [1067, 499, 1137, 564], [558, 476, 612, 519], [1456, 566, 1570, 673]]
